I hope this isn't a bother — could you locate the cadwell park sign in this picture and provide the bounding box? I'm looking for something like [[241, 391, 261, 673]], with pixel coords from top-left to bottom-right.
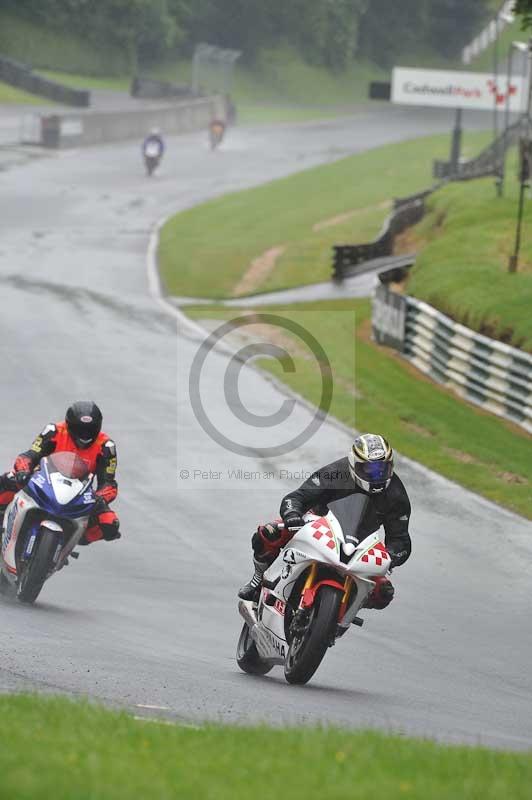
[[392, 67, 526, 112]]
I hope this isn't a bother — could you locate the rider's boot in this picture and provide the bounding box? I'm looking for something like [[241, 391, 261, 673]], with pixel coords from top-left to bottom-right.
[[363, 577, 395, 609], [238, 557, 271, 601]]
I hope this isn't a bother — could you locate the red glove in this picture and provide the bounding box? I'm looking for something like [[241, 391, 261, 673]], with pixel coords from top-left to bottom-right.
[[13, 455, 32, 486], [95, 485, 117, 504], [14, 455, 31, 473]]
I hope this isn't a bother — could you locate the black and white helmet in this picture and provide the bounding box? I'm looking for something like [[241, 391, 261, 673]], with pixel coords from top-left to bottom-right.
[[348, 433, 393, 494]]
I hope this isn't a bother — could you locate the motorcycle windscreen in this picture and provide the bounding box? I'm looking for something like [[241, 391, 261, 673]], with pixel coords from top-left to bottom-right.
[[45, 451, 90, 480], [328, 493, 370, 544]]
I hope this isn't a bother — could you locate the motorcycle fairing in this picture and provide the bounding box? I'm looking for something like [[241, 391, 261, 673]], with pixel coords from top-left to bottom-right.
[[25, 459, 94, 520], [2, 492, 41, 574], [1, 455, 95, 581], [248, 511, 391, 661]]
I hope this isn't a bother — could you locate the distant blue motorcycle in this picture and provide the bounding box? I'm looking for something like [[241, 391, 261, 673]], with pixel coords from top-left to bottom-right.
[[0, 451, 96, 604]]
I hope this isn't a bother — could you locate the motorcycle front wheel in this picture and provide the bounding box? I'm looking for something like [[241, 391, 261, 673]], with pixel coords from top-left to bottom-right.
[[236, 622, 272, 675], [284, 585, 342, 685], [17, 529, 57, 604]]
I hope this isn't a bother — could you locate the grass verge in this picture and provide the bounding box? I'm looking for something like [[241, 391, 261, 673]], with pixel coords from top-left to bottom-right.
[[0, 81, 45, 105], [187, 300, 531, 519], [158, 131, 492, 299], [404, 155, 532, 351], [1, 694, 531, 800], [39, 70, 130, 92]]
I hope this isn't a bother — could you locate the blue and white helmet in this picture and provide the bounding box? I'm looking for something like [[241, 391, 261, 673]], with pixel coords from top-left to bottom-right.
[[348, 433, 394, 494]]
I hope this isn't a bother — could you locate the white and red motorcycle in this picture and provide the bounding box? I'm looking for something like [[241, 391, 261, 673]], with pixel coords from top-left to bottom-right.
[[237, 496, 392, 685]]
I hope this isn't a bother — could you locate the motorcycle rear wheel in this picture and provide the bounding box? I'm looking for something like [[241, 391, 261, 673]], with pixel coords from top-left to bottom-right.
[[284, 585, 342, 685], [236, 622, 272, 675], [17, 530, 57, 604]]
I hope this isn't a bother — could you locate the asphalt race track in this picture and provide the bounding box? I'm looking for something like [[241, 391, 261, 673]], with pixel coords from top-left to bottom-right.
[[0, 107, 531, 749]]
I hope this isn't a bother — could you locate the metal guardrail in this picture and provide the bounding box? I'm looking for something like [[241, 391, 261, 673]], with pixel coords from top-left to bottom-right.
[[372, 285, 532, 433], [433, 115, 528, 181], [332, 193, 429, 281], [0, 55, 90, 107], [130, 76, 197, 100]]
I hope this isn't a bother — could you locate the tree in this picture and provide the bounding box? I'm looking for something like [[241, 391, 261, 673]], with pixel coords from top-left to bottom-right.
[[427, 0, 490, 58], [358, 0, 430, 68], [358, 0, 492, 67], [2, 0, 182, 70], [514, 0, 532, 30]]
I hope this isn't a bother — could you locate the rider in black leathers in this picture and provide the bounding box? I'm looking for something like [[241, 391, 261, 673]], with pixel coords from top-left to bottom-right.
[[239, 433, 411, 609]]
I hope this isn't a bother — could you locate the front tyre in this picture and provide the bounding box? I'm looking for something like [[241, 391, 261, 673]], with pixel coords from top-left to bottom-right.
[[17, 530, 58, 604], [236, 623, 272, 676], [284, 585, 342, 685]]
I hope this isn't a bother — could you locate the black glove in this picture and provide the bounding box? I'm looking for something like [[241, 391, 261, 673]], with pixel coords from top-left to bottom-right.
[[92, 495, 108, 515], [14, 470, 31, 488], [388, 547, 409, 568], [282, 512, 305, 531], [102, 528, 121, 542]]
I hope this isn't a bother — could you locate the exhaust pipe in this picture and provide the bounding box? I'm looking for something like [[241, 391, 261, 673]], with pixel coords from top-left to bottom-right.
[[238, 599, 258, 630]]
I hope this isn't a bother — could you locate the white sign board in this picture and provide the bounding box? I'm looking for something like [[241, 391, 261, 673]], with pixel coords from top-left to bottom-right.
[[392, 67, 526, 112], [60, 118, 83, 137]]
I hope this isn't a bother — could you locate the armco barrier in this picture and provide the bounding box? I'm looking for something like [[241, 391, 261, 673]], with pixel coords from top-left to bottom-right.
[[131, 76, 196, 100], [372, 285, 532, 433], [332, 191, 430, 281], [0, 55, 90, 107], [433, 115, 528, 181], [38, 95, 226, 148]]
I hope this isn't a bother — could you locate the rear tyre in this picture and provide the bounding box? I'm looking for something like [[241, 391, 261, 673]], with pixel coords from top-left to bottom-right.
[[17, 530, 58, 605], [284, 585, 342, 685], [236, 623, 272, 675]]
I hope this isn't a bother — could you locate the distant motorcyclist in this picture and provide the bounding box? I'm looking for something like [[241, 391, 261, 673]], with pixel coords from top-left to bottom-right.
[[0, 401, 120, 545], [209, 117, 226, 150], [239, 433, 411, 609], [142, 127, 165, 174], [143, 127, 165, 157]]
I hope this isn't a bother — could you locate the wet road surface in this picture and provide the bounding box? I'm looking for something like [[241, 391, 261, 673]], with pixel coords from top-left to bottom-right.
[[0, 107, 531, 749]]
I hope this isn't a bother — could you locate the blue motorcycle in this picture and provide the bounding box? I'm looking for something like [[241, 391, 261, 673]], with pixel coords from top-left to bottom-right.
[[0, 451, 96, 604]]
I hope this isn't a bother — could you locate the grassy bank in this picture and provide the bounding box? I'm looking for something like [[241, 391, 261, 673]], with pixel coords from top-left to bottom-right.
[[39, 70, 130, 92], [0, 81, 45, 105], [158, 131, 491, 299], [187, 300, 531, 519], [0, 11, 128, 76], [468, 18, 526, 73], [1, 694, 531, 799], [159, 127, 531, 516], [405, 158, 532, 351], [153, 45, 385, 117]]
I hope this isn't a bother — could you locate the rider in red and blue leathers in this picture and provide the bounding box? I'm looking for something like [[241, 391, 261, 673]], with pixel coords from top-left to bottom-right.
[[0, 401, 120, 544]]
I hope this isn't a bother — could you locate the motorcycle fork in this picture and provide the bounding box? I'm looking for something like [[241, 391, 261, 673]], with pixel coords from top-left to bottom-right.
[[298, 562, 318, 609], [338, 577, 353, 622]]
